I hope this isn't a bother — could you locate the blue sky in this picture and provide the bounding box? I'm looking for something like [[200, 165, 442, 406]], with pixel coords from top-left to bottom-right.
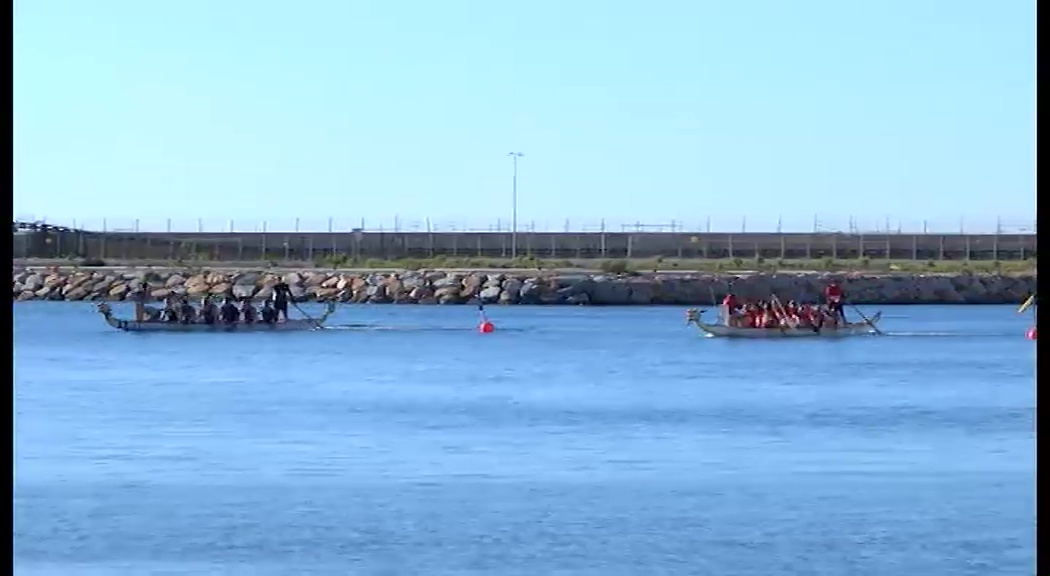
[[14, 0, 1035, 233]]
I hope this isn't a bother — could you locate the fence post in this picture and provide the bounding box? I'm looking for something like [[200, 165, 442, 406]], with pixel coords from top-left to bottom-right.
[[261, 221, 268, 261], [426, 218, 434, 257], [329, 218, 336, 258], [600, 219, 607, 258]]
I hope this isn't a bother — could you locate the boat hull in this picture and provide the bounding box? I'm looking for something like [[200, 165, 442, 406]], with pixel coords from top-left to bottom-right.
[[97, 302, 335, 332], [691, 312, 882, 339]]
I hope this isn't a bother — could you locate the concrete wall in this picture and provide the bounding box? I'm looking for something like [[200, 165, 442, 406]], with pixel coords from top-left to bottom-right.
[[12, 229, 1038, 262]]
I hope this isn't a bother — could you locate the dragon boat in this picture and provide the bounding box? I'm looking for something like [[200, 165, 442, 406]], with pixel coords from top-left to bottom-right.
[[97, 301, 336, 332], [685, 307, 882, 339]]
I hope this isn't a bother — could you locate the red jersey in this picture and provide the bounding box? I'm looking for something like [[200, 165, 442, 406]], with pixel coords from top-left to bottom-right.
[[722, 294, 739, 309], [824, 284, 843, 301]]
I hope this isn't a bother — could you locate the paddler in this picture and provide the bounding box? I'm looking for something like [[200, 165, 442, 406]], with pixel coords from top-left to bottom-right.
[[745, 303, 762, 328], [220, 296, 241, 325], [161, 296, 180, 323], [763, 302, 779, 328], [198, 296, 218, 325], [796, 303, 814, 328], [240, 298, 258, 324], [824, 281, 847, 322], [178, 297, 197, 325], [260, 300, 277, 324]]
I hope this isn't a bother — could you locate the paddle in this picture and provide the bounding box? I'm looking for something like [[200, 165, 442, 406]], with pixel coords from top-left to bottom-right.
[[292, 300, 325, 330], [1018, 293, 1036, 314], [769, 294, 796, 330], [848, 302, 883, 335]]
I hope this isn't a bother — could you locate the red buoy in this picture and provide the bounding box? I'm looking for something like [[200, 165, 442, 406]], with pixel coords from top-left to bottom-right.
[[1026, 327, 1037, 340], [479, 321, 495, 334]]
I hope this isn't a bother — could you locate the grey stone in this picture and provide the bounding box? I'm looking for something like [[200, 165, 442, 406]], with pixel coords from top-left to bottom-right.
[[479, 286, 501, 302], [23, 274, 44, 292], [232, 285, 257, 299]]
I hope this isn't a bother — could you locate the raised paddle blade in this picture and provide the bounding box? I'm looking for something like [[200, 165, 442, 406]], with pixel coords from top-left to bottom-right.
[[1018, 294, 1036, 314]]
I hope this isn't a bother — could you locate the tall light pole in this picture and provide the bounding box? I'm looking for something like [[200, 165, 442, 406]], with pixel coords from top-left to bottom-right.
[[507, 152, 524, 258]]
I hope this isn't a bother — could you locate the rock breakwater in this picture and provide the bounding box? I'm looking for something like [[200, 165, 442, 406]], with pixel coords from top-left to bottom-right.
[[12, 267, 1036, 305]]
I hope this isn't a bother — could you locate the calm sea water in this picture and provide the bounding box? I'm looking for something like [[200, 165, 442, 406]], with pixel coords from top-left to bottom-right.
[[14, 302, 1036, 576]]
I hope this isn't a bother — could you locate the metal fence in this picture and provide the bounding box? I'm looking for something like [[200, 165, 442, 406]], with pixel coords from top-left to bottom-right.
[[12, 226, 1038, 263], [12, 214, 1038, 235]]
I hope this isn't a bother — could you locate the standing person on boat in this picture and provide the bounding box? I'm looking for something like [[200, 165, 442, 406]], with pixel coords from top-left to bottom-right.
[[132, 282, 162, 322], [220, 297, 241, 324], [260, 300, 277, 324], [131, 282, 149, 322], [824, 282, 847, 322], [240, 299, 258, 324], [722, 293, 740, 310], [272, 278, 292, 322], [721, 292, 740, 324]]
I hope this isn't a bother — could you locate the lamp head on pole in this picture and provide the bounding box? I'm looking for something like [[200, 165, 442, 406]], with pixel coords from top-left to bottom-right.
[[507, 151, 524, 158]]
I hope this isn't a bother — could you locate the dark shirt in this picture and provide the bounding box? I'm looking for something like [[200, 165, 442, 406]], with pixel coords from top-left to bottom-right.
[[199, 305, 217, 324], [220, 303, 240, 324], [241, 305, 257, 324], [163, 307, 179, 323], [273, 282, 290, 303], [261, 307, 277, 324], [179, 304, 196, 324]]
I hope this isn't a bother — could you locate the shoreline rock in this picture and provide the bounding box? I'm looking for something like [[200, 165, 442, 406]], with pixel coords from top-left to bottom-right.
[[11, 267, 1037, 305]]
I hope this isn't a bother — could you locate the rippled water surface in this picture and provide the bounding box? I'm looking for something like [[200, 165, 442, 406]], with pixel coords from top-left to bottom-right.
[[14, 302, 1036, 575]]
